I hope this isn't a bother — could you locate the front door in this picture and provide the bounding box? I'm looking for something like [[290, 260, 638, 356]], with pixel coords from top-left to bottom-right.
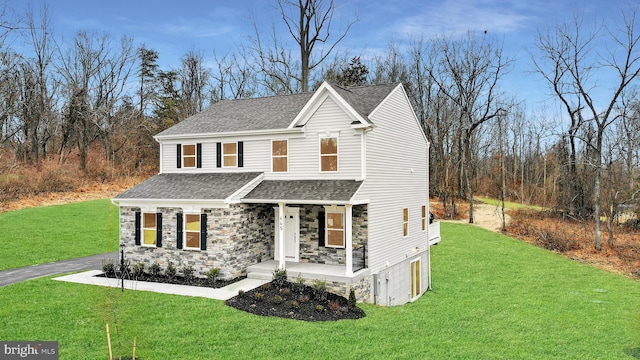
[[274, 207, 300, 262]]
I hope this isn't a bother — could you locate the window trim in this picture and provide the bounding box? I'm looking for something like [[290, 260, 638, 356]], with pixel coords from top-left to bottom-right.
[[403, 208, 409, 237], [324, 206, 345, 248], [182, 144, 197, 168], [271, 139, 289, 173], [142, 212, 158, 247], [421, 205, 427, 231], [222, 142, 238, 168], [183, 213, 201, 250], [319, 135, 339, 172]]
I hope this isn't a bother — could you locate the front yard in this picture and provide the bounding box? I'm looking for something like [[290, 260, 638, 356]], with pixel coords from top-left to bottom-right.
[[0, 201, 639, 359]]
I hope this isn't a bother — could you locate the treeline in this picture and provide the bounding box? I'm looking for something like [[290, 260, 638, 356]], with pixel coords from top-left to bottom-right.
[[1, 2, 639, 249]]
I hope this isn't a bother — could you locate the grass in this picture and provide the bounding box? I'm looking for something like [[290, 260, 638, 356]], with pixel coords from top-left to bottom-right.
[[1, 216, 640, 359], [476, 196, 544, 211], [0, 199, 119, 270]]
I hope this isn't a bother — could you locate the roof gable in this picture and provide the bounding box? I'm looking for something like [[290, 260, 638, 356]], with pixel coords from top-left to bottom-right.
[[155, 82, 401, 138]]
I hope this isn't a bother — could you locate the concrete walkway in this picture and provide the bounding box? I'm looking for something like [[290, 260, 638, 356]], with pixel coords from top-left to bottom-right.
[[0, 252, 119, 287], [0, 251, 268, 300], [54, 270, 268, 300]]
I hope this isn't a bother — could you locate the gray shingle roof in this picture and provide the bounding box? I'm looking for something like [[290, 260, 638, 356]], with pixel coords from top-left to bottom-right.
[[156, 82, 400, 137], [242, 180, 363, 203], [114, 172, 262, 200]]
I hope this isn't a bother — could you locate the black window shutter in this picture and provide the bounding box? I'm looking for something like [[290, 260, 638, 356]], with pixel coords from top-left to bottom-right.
[[176, 213, 183, 249], [216, 142, 222, 168], [156, 212, 163, 247], [176, 144, 182, 168], [318, 209, 325, 247], [196, 143, 202, 168], [134, 211, 141, 246], [238, 141, 244, 168], [200, 213, 208, 250]]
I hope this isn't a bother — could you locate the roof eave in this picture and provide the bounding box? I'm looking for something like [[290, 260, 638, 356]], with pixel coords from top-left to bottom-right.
[[154, 127, 305, 141]]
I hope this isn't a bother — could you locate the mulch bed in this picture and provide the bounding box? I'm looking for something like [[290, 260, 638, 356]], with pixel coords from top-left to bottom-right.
[[98, 271, 244, 289], [225, 280, 366, 322]]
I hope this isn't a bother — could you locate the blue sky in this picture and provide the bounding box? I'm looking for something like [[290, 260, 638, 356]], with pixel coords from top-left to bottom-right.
[[6, 0, 628, 117]]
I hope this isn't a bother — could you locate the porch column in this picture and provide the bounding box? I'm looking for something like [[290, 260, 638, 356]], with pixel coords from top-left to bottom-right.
[[345, 204, 353, 276], [278, 202, 286, 269]]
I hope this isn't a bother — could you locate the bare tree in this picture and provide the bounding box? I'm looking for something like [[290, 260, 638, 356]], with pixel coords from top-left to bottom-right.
[[178, 50, 210, 117], [249, 0, 358, 94], [533, 8, 640, 250], [427, 31, 512, 223]]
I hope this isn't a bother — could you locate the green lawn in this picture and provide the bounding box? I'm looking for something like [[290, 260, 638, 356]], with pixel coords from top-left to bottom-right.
[[0, 199, 119, 270], [1, 216, 639, 359]]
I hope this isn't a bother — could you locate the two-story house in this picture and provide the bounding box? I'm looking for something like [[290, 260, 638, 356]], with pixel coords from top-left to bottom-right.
[[112, 82, 441, 306]]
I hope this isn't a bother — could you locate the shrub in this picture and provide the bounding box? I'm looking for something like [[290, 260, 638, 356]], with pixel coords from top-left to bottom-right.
[[165, 261, 177, 280], [132, 262, 145, 278], [329, 300, 341, 312], [182, 265, 195, 284], [348, 287, 357, 307], [279, 287, 291, 296], [273, 295, 284, 304], [290, 300, 300, 309], [293, 273, 305, 292], [315, 305, 324, 312], [272, 267, 288, 287], [149, 261, 161, 279], [102, 259, 116, 277], [254, 292, 264, 301], [261, 282, 271, 290], [117, 260, 131, 278], [238, 289, 245, 298], [312, 279, 327, 301], [299, 295, 310, 303], [206, 267, 220, 285]]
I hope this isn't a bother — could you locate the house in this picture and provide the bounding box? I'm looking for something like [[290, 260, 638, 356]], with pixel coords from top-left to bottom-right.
[[112, 82, 441, 306]]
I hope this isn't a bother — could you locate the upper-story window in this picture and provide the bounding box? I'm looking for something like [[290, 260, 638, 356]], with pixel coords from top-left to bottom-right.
[[403, 208, 409, 237], [216, 142, 244, 168], [182, 144, 197, 168], [272, 140, 288, 172], [176, 143, 201, 169], [320, 136, 338, 172], [223, 143, 237, 167]]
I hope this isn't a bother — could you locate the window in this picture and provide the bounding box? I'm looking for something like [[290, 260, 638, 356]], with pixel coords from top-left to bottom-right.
[[223, 142, 237, 167], [411, 259, 421, 299], [326, 210, 345, 248], [422, 206, 427, 231], [135, 211, 162, 247], [143, 213, 157, 245], [184, 214, 201, 249], [403, 208, 409, 237], [320, 137, 338, 172], [272, 140, 288, 172], [182, 144, 196, 168]]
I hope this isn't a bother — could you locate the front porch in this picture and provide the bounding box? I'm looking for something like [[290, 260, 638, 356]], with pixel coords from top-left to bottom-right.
[[247, 260, 370, 285]]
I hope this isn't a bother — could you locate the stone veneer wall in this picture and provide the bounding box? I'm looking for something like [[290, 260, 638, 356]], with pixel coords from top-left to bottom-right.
[[298, 204, 368, 266], [120, 204, 273, 280], [296, 276, 372, 303]]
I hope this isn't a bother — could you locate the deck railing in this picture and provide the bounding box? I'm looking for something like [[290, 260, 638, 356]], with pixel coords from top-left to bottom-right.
[[352, 245, 367, 272], [429, 221, 441, 245]]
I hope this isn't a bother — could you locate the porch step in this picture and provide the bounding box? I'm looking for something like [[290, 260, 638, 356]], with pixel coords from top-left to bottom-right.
[[247, 271, 273, 281]]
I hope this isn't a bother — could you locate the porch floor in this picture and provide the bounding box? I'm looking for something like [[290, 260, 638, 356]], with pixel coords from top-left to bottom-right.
[[247, 260, 369, 284]]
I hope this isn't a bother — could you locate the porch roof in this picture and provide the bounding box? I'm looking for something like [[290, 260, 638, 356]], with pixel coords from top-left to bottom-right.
[[113, 172, 263, 200], [242, 179, 364, 205]]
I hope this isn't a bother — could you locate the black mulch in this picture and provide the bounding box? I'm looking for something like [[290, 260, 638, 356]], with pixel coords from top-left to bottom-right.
[[225, 280, 366, 322]]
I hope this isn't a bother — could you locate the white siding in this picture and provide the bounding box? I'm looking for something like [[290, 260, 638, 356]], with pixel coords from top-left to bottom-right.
[[352, 86, 429, 273], [160, 96, 362, 180], [271, 96, 361, 180]]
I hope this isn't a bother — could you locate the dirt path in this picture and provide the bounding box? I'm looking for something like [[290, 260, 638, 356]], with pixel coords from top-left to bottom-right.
[[447, 203, 511, 232]]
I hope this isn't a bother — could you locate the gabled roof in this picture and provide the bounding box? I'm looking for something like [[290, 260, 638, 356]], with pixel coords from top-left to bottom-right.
[[242, 180, 364, 204], [114, 172, 263, 201], [155, 82, 400, 138]]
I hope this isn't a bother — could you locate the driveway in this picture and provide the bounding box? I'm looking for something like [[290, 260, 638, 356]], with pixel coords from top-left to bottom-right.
[[0, 252, 119, 287]]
